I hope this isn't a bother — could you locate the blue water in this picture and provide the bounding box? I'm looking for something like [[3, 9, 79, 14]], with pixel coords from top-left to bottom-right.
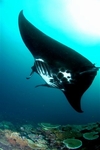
[[0, 0, 100, 125]]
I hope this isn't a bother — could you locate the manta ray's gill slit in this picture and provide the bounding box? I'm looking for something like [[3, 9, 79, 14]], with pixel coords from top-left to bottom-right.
[[35, 61, 41, 74], [38, 61, 46, 75], [36, 58, 44, 62], [35, 59, 50, 76], [35, 59, 45, 74], [42, 63, 47, 75], [34, 59, 58, 88]]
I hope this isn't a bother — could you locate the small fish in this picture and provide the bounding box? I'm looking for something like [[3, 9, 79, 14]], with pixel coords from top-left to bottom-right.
[[18, 10, 99, 112]]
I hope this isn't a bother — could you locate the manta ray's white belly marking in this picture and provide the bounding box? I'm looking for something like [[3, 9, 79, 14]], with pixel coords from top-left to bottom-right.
[[35, 58, 73, 90]]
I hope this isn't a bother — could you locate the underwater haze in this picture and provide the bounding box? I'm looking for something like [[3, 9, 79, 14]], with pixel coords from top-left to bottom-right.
[[0, 0, 100, 125]]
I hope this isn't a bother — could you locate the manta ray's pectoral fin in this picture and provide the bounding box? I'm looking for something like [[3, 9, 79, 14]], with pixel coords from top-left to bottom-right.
[[63, 84, 83, 113], [80, 66, 100, 75], [63, 66, 99, 112], [26, 65, 35, 79]]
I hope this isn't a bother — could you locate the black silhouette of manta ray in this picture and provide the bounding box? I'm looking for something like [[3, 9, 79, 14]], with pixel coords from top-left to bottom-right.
[[18, 10, 99, 112]]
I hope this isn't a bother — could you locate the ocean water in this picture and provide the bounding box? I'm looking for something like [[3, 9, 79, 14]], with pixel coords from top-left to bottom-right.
[[1, 0, 100, 127]]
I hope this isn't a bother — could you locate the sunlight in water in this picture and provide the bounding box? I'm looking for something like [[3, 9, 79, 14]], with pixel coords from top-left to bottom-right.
[[68, 0, 100, 36], [25, 0, 100, 45]]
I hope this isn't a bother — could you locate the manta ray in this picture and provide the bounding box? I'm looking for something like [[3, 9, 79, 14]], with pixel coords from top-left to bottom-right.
[[18, 10, 99, 112]]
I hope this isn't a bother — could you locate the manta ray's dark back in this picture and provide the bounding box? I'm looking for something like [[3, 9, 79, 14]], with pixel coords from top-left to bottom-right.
[[18, 10, 99, 112]]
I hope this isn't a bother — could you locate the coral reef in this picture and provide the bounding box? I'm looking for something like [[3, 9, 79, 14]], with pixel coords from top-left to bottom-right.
[[83, 131, 99, 140], [40, 123, 61, 130], [5, 130, 29, 149], [0, 121, 99, 150], [63, 138, 82, 149]]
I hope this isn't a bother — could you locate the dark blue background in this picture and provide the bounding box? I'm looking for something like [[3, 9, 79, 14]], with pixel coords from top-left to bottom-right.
[[0, 0, 100, 125]]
